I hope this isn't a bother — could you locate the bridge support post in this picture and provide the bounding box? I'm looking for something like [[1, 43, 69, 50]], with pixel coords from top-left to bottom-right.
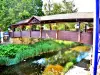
[[50, 24, 52, 30], [12, 26, 15, 38], [20, 25, 23, 38], [65, 25, 67, 31], [56, 30, 58, 39], [78, 22, 81, 42], [40, 24, 43, 39], [78, 32, 81, 42], [30, 24, 32, 37]]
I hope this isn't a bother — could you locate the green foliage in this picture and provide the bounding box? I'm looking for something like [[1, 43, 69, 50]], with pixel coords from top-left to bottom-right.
[[43, 0, 78, 31], [63, 62, 74, 72], [71, 46, 90, 52], [0, 39, 81, 66], [43, 0, 77, 15], [47, 49, 79, 65], [62, 0, 77, 13], [64, 51, 78, 64], [0, 39, 78, 66], [0, 57, 9, 65], [50, 3, 62, 15], [0, 0, 44, 31], [42, 22, 76, 32], [0, 44, 29, 58], [55, 40, 80, 48]]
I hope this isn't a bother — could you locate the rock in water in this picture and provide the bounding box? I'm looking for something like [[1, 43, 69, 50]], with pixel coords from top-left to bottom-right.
[[32, 58, 46, 66]]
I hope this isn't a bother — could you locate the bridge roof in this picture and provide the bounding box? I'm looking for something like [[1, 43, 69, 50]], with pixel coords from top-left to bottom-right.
[[11, 12, 93, 27]]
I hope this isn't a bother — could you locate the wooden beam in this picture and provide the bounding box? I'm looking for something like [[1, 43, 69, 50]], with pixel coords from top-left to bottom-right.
[[50, 24, 52, 30], [78, 22, 81, 42], [20, 30, 22, 38], [30, 30, 31, 37], [65, 25, 67, 31], [84, 24, 87, 32], [56, 30, 58, 39], [12, 27, 15, 37], [40, 24, 43, 38], [30, 25, 32, 37], [22, 25, 25, 31], [78, 32, 81, 42], [13, 32, 14, 38]]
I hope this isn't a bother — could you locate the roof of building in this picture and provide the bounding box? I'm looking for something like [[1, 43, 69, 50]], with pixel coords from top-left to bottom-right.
[[11, 12, 93, 27]]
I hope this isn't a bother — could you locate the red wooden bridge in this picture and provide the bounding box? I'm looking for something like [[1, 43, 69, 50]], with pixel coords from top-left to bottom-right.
[[10, 12, 93, 45]]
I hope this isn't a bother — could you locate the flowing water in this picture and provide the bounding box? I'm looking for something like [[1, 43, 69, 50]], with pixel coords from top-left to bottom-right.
[[0, 58, 45, 75]]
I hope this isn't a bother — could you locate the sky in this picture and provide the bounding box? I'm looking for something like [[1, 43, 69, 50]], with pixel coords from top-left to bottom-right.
[[43, 0, 95, 12]]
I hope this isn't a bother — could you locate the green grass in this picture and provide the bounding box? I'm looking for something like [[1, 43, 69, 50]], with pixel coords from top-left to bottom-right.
[[0, 39, 80, 66]]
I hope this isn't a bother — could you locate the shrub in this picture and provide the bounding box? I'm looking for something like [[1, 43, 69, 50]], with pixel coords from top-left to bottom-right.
[[47, 50, 79, 65], [0, 44, 29, 58], [63, 62, 74, 72], [64, 50, 79, 63], [71, 46, 90, 52], [43, 64, 64, 75]]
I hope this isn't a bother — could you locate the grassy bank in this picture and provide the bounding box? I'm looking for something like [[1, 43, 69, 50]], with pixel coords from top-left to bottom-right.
[[0, 39, 80, 66]]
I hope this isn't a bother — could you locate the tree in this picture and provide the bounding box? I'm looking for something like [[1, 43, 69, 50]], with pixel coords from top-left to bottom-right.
[[51, 3, 62, 15], [0, 0, 44, 31], [43, 0, 77, 15], [43, 0, 78, 31], [62, 0, 77, 13]]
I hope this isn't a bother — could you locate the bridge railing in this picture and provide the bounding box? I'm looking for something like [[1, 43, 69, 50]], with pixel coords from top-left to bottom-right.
[[9, 30, 93, 45]]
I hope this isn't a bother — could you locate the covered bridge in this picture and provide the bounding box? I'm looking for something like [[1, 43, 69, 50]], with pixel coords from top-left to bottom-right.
[[10, 12, 93, 45]]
